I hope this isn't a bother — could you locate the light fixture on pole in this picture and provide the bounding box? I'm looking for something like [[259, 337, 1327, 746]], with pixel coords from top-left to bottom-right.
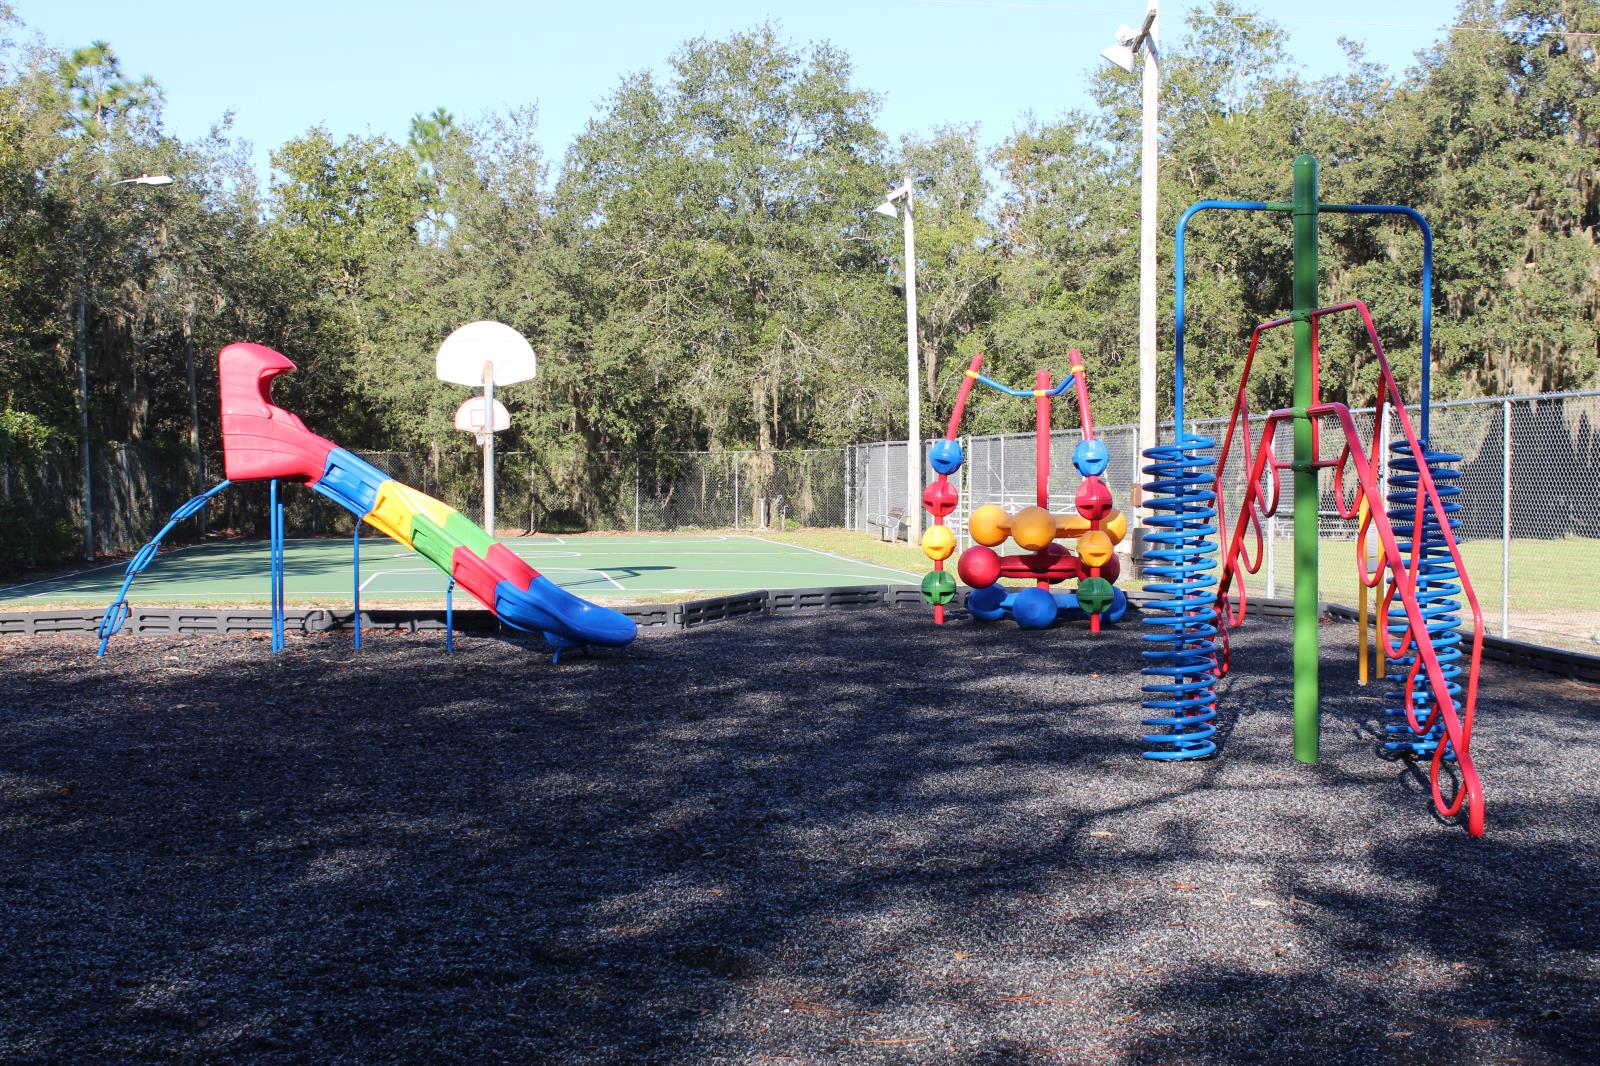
[[76, 172, 175, 561], [873, 176, 922, 545], [1100, 2, 1159, 569]]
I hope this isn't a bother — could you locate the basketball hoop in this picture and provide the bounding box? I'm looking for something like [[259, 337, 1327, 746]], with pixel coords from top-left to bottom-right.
[[455, 398, 510, 436], [438, 322, 534, 537], [435, 321, 536, 387]]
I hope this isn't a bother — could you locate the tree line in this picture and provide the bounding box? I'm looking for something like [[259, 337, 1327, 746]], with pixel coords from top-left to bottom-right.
[[0, 0, 1595, 567]]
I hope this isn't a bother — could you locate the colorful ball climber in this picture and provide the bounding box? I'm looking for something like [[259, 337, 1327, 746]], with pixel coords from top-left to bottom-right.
[[918, 349, 1128, 631], [918, 423, 971, 624]]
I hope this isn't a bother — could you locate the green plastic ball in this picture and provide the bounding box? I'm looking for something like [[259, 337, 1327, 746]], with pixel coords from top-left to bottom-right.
[[1076, 576, 1115, 615], [921, 569, 958, 606]]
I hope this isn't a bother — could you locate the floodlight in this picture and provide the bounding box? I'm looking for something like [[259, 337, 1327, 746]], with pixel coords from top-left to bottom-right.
[[873, 201, 899, 219], [1100, 42, 1137, 72], [113, 174, 175, 186]]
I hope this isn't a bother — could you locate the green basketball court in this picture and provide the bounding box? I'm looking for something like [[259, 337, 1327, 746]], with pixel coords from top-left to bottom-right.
[[0, 534, 922, 608]]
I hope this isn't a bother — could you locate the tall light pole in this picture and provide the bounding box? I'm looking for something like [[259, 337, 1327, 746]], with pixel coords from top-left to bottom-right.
[[874, 176, 922, 544], [75, 173, 174, 560], [1102, 3, 1159, 566]]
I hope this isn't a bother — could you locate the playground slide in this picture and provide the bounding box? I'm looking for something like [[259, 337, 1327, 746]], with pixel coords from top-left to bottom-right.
[[218, 342, 636, 655]]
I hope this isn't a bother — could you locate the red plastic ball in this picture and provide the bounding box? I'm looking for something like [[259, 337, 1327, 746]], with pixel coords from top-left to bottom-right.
[[922, 479, 959, 518], [957, 545, 1002, 588], [1075, 476, 1113, 521], [1098, 553, 1122, 583]]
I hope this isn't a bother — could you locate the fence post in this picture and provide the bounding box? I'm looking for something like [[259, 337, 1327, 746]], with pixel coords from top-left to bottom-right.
[[1502, 398, 1512, 638], [998, 438, 1006, 511], [634, 455, 641, 533], [841, 447, 849, 531], [1377, 406, 1390, 504], [1266, 512, 1277, 598], [962, 434, 972, 549], [734, 454, 741, 530]]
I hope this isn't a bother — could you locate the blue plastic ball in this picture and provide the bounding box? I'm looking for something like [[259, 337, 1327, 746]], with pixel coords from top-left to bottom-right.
[[1012, 587, 1058, 629], [1073, 438, 1109, 477], [929, 438, 965, 476], [967, 583, 1007, 621]]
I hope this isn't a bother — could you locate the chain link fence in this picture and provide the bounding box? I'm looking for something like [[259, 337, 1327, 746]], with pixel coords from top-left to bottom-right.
[[6, 390, 1599, 654], [849, 392, 1600, 654]]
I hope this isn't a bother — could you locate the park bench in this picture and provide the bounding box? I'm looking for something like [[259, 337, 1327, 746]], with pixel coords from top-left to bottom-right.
[[867, 507, 909, 542]]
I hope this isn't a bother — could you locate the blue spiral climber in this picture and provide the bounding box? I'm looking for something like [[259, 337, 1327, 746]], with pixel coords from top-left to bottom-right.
[[1140, 432, 1221, 760], [1383, 439, 1464, 757]]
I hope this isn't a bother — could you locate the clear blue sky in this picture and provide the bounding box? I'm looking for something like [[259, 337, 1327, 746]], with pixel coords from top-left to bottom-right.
[[16, 0, 1466, 182]]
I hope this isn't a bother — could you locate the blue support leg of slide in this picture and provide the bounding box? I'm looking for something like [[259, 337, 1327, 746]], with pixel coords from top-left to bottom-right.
[[446, 578, 455, 654], [269, 479, 285, 653]]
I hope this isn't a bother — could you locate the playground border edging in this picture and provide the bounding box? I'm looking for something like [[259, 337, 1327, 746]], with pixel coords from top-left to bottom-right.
[[4, 586, 1595, 681]]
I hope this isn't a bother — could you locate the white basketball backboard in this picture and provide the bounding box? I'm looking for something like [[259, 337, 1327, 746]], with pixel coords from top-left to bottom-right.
[[435, 321, 537, 386], [454, 398, 511, 434]]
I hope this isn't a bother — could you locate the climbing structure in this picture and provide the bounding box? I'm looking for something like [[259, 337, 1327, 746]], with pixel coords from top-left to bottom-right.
[[1138, 428, 1220, 760], [1211, 301, 1484, 835], [918, 350, 1128, 631], [1149, 154, 1486, 836]]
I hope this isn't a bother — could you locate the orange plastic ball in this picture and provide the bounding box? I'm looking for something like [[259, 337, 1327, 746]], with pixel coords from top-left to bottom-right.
[[1100, 508, 1128, 545], [968, 503, 1011, 547], [1010, 506, 1058, 552], [1078, 529, 1114, 567]]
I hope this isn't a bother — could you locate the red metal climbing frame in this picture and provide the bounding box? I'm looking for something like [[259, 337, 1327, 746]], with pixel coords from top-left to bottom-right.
[[1212, 300, 1485, 837]]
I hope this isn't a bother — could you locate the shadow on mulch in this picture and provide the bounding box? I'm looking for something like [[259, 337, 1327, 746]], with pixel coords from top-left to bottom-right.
[[1, 610, 1596, 1063]]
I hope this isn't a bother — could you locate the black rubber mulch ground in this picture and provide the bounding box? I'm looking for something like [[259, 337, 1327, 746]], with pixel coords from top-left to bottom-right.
[[2, 610, 1597, 1064]]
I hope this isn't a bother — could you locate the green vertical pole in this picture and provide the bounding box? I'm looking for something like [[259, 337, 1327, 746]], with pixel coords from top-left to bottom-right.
[[1291, 154, 1320, 762]]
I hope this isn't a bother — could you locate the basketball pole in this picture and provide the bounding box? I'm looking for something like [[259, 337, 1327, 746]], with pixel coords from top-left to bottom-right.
[[483, 361, 495, 536]]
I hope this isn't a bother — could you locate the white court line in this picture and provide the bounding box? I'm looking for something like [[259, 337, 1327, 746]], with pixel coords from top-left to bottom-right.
[[515, 535, 731, 546], [539, 566, 625, 590], [739, 535, 920, 580], [511, 548, 846, 557], [359, 566, 438, 592], [360, 564, 625, 593], [599, 574, 900, 584], [0, 540, 216, 596], [576, 566, 902, 580]]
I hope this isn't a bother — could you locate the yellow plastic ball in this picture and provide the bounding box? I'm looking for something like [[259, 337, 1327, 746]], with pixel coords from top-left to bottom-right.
[[1078, 529, 1114, 567], [1011, 506, 1058, 552], [921, 524, 956, 561], [968, 503, 1011, 547], [1100, 508, 1128, 545]]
